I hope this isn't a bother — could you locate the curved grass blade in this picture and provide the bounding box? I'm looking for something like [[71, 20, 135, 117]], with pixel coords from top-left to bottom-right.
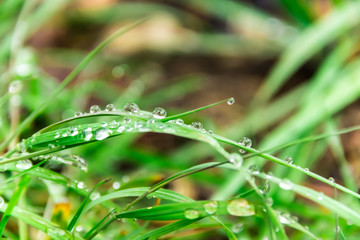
[[67, 178, 110, 232], [0, 17, 149, 152]]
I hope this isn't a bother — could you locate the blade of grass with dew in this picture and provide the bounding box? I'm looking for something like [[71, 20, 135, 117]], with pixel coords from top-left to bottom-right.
[[254, 1, 360, 104], [4, 160, 46, 183], [133, 218, 204, 240], [0, 175, 31, 236], [0, 17, 149, 152], [67, 178, 110, 232]]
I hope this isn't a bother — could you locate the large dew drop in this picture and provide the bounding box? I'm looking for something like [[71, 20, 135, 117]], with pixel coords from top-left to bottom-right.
[[90, 105, 101, 113], [285, 156, 293, 164], [152, 107, 167, 119], [95, 128, 110, 140], [229, 153, 243, 168], [279, 179, 293, 191], [105, 104, 116, 112], [82, 127, 93, 141], [226, 199, 255, 216], [203, 201, 218, 215], [238, 137, 252, 154], [191, 121, 203, 130], [184, 209, 200, 219], [227, 97, 235, 105], [123, 103, 139, 113], [16, 160, 32, 170]]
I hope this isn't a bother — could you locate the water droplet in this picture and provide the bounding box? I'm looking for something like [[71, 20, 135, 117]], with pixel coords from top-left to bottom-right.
[[105, 104, 116, 112], [77, 181, 85, 189], [62, 131, 68, 137], [54, 132, 60, 139], [265, 197, 273, 207], [285, 156, 293, 164], [259, 181, 270, 194], [16, 160, 32, 170], [18, 140, 27, 153], [279, 212, 291, 224], [175, 119, 184, 125], [231, 223, 243, 233], [74, 112, 82, 117], [101, 121, 108, 127], [82, 127, 93, 141], [123, 117, 131, 124], [208, 130, 214, 134], [8, 80, 22, 94], [238, 137, 252, 154], [203, 201, 218, 214], [229, 153, 243, 168], [304, 168, 309, 172], [90, 192, 101, 200], [184, 209, 200, 219], [112, 182, 121, 190], [227, 97, 235, 105], [117, 126, 125, 133], [227, 199, 255, 216], [95, 128, 110, 140], [0, 196, 4, 208], [90, 105, 101, 113], [109, 120, 119, 128], [75, 226, 84, 232], [248, 164, 259, 174], [191, 121, 203, 130], [123, 103, 139, 113], [152, 107, 167, 119], [48, 144, 55, 149], [279, 179, 293, 190], [328, 177, 335, 183], [69, 127, 78, 136], [317, 192, 324, 201]]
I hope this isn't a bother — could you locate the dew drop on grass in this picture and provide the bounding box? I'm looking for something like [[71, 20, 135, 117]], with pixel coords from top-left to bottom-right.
[[54, 132, 60, 139], [112, 182, 121, 190], [227, 97, 235, 105], [16, 160, 32, 170], [259, 181, 270, 194], [229, 153, 243, 168], [184, 209, 200, 219], [105, 104, 116, 112], [208, 130, 213, 134], [82, 127, 93, 141], [74, 112, 82, 117], [90, 105, 101, 113], [123, 117, 131, 124], [117, 126, 125, 133], [285, 156, 293, 164], [227, 199, 255, 216], [279, 212, 291, 224], [329, 177, 335, 183], [203, 201, 218, 214], [95, 128, 110, 140], [248, 164, 259, 174], [175, 119, 184, 125], [109, 120, 119, 128], [238, 137, 252, 153], [101, 121, 108, 127], [90, 192, 101, 200], [48, 144, 55, 149], [231, 223, 243, 233], [75, 226, 84, 232], [77, 181, 85, 189], [279, 179, 293, 190], [152, 107, 167, 119], [318, 192, 324, 201], [123, 103, 139, 113], [265, 197, 273, 207], [191, 121, 203, 130], [0, 196, 4, 208], [69, 127, 78, 136]]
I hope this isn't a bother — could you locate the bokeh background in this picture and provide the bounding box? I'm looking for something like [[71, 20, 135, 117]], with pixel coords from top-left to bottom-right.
[[1, 0, 360, 239]]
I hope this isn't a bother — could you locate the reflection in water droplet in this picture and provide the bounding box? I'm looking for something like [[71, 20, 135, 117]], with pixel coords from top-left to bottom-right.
[[238, 137, 252, 154], [95, 128, 110, 140], [227, 97, 235, 105], [152, 107, 167, 119], [184, 209, 200, 219], [191, 121, 203, 130], [90, 105, 101, 113], [123, 103, 139, 113], [203, 201, 218, 214], [105, 104, 115, 112], [227, 199, 255, 216], [74, 112, 82, 117], [16, 160, 32, 170]]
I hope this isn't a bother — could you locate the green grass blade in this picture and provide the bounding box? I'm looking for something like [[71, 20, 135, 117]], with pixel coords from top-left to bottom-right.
[[4, 160, 46, 183], [67, 178, 110, 232], [0, 175, 31, 236], [83, 209, 116, 239], [0, 17, 148, 152]]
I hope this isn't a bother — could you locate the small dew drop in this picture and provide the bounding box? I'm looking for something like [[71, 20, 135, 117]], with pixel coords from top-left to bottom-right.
[[82, 127, 93, 141], [248, 164, 260, 174], [259, 181, 270, 194], [231, 223, 243, 233], [90, 192, 101, 200], [75, 226, 84, 232], [74, 112, 82, 117], [184, 209, 200, 219], [304, 168, 309, 172], [279, 212, 291, 224], [112, 182, 121, 190], [54, 132, 61, 139], [152, 107, 167, 119], [265, 197, 273, 207], [208, 130, 213, 134], [329, 177, 335, 183], [279, 179, 293, 191], [238, 137, 252, 154], [203, 201, 218, 215], [90, 105, 101, 113], [105, 104, 116, 112], [227, 199, 255, 216], [117, 126, 126, 133], [95, 128, 110, 140], [123, 117, 131, 124], [77, 181, 85, 189], [191, 121, 203, 130], [16, 160, 32, 170], [175, 119, 184, 125], [227, 97, 235, 105], [285, 156, 293, 164], [123, 103, 139, 113], [69, 127, 78, 136], [229, 153, 243, 168]]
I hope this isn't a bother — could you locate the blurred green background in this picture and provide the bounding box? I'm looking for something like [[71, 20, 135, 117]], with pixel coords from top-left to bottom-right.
[[1, 0, 360, 239]]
